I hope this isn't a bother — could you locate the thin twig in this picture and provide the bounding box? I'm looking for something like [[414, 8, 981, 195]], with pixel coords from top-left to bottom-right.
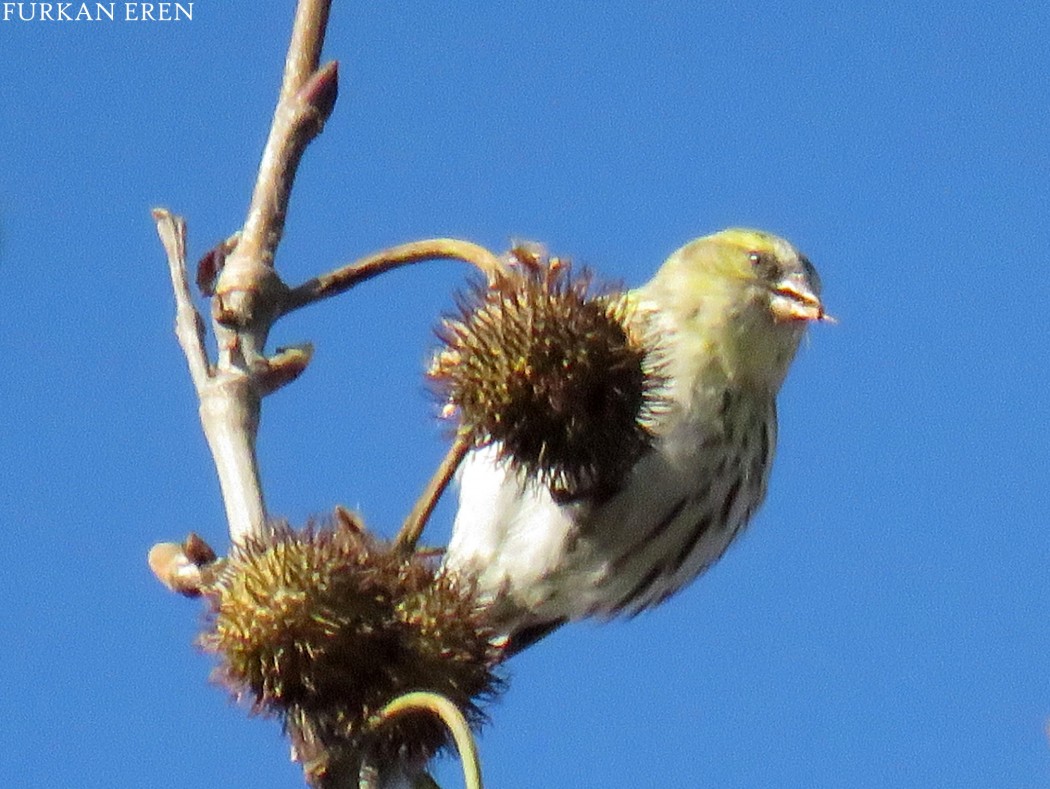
[[395, 429, 473, 554], [211, 0, 337, 374], [373, 692, 483, 789], [238, 0, 334, 267], [281, 239, 505, 315], [278, 0, 331, 105], [153, 210, 210, 388], [153, 209, 269, 542]]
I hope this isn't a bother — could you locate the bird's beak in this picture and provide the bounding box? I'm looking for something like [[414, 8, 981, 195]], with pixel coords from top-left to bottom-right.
[[769, 280, 832, 323]]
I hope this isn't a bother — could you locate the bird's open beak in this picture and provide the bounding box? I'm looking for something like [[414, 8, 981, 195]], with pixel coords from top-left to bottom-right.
[[770, 282, 833, 323]]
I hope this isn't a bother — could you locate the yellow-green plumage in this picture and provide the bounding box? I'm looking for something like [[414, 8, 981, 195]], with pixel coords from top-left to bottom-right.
[[443, 229, 826, 651]]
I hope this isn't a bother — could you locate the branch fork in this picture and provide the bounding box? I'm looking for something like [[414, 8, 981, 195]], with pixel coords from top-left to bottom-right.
[[150, 3, 504, 785]]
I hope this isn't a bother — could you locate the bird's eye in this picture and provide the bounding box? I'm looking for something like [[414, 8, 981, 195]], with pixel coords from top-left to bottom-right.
[[747, 250, 778, 279]]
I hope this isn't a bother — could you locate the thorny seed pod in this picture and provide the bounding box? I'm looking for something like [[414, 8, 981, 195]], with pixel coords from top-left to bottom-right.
[[430, 244, 666, 500], [199, 514, 503, 780]]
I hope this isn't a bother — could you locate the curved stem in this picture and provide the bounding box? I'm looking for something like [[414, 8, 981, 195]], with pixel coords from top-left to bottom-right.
[[374, 691, 483, 789], [281, 239, 504, 315], [395, 428, 472, 554]]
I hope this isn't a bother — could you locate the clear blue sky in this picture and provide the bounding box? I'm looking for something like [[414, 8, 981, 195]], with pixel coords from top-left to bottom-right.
[[2, 2, 1048, 787]]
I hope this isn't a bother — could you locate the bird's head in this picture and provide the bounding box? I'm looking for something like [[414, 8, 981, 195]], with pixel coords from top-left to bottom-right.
[[643, 228, 828, 392]]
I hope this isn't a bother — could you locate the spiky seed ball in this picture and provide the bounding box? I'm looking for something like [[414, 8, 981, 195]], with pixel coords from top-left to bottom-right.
[[430, 245, 665, 499], [199, 516, 503, 771]]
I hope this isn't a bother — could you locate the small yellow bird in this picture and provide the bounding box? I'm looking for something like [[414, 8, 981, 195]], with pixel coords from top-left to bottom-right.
[[442, 229, 827, 652]]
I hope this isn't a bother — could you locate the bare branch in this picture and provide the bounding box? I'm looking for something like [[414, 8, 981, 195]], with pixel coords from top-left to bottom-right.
[[236, 60, 339, 272], [153, 2, 336, 548], [236, 1, 336, 272], [278, 0, 332, 105], [198, 373, 267, 543], [153, 208, 269, 542], [209, 0, 337, 374], [153, 209, 210, 388], [282, 238, 505, 315], [151, 4, 501, 784]]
